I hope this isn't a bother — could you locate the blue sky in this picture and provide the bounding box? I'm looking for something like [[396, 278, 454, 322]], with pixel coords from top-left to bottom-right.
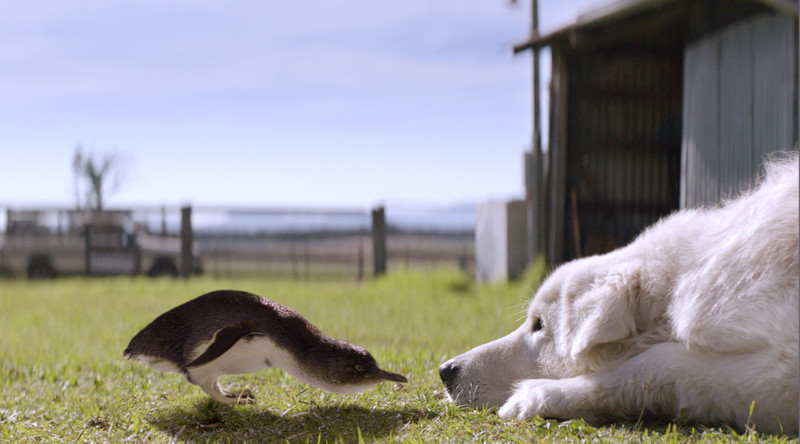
[[1, 0, 596, 208]]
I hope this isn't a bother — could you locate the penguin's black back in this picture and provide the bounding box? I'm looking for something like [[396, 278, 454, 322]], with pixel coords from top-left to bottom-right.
[[124, 290, 334, 368]]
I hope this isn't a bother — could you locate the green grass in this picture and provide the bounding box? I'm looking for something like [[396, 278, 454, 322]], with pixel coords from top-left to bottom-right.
[[0, 267, 794, 442]]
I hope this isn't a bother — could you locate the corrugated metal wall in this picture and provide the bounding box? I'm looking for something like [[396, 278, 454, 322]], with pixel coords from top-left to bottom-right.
[[682, 12, 798, 208], [561, 51, 683, 261]]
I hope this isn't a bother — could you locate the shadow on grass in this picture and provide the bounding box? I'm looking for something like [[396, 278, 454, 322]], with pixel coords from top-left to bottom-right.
[[150, 398, 436, 442]]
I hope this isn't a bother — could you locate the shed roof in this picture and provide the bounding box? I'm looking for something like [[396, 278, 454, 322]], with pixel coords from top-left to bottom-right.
[[514, 0, 798, 53]]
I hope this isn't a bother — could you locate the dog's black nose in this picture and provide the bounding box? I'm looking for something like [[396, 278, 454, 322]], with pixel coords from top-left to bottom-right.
[[439, 360, 460, 384]]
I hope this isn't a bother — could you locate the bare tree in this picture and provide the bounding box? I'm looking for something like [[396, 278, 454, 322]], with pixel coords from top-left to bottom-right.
[[72, 146, 125, 211]]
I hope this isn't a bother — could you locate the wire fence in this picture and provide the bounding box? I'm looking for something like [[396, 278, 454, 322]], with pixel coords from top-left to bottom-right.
[[1, 204, 475, 280]]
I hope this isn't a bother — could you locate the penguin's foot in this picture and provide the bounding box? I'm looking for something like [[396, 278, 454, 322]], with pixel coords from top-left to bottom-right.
[[223, 387, 255, 405], [201, 379, 256, 405]]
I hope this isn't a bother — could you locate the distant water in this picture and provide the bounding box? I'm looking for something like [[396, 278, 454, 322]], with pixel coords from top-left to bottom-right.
[[136, 205, 477, 234], [385, 206, 476, 232]]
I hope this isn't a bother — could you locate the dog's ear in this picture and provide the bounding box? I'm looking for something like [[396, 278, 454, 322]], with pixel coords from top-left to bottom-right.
[[568, 262, 641, 359]]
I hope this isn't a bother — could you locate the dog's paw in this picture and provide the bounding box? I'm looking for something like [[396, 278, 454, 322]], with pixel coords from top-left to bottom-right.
[[498, 380, 552, 420], [498, 377, 603, 422]]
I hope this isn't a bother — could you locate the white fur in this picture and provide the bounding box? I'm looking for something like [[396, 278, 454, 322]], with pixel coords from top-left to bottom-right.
[[443, 154, 799, 434]]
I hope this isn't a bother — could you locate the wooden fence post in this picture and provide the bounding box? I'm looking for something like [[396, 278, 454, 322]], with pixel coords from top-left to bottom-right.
[[84, 223, 92, 275], [357, 236, 364, 281], [161, 205, 167, 236], [291, 239, 298, 280], [180, 206, 193, 278], [304, 237, 310, 280], [371, 206, 387, 277]]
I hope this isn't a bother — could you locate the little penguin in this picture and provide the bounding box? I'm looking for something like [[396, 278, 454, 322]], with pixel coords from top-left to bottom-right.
[[123, 290, 407, 404]]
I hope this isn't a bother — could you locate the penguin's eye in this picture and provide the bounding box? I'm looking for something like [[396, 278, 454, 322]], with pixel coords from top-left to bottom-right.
[[532, 317, 543, 333], [355, 364, 365, 372]]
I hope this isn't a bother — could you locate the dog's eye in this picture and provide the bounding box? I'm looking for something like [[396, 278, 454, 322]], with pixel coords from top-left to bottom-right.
[[532, 318, 543, 333]]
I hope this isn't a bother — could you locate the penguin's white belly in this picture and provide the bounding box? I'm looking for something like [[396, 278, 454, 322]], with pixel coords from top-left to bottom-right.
[[189, 335, 299, 378]]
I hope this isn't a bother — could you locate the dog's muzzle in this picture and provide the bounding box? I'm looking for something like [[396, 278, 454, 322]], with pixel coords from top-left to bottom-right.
[[439, 359, 460, 395]]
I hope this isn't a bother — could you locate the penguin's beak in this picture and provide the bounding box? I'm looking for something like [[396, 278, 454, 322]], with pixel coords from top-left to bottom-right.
[[374, 368, 408, 384]]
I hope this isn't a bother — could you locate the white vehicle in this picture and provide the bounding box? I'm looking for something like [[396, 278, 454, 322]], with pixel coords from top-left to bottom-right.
[[0, 211, 200, 279]]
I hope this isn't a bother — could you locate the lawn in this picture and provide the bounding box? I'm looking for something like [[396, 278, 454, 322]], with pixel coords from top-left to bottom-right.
[[0, 267, 794, 443]]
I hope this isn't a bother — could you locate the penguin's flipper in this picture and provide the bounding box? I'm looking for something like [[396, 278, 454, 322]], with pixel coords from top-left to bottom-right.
[[187, 323, 256, 368]]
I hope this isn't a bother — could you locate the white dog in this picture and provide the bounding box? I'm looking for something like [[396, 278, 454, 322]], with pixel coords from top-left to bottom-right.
[[440, 153, 799, 435]]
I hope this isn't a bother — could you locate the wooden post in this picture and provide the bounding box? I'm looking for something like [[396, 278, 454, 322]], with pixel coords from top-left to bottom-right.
[[161, 205, 167, 235], [84, 223, 92, 275], [180, 206, 193, 278], [526, 0, 544, 265], [213, 243, 220, 278], [58, 210, 65, 239], [371, 206, 387, 277], [304, 238, 310, 280], [291, 239, 298, 280], [357, 236, 364, 281]]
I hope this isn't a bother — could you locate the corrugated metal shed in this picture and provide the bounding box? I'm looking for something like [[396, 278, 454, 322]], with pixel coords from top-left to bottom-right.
[[515, 0, 798, 53], [516, 0, 798, 265], [683, 12, 797, 206], [560, 52, 682, 259], [542, 47, 684, 263]]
